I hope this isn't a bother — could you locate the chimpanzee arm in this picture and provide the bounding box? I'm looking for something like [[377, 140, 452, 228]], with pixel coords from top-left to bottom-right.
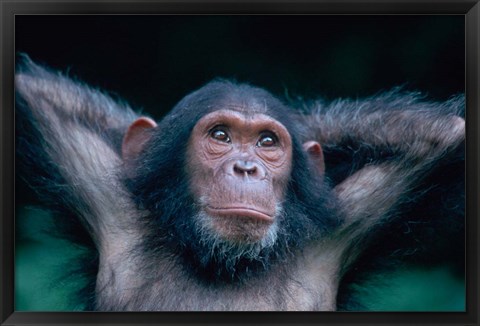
[[15, 57, 141, 249], [298, 91, 465, 272]]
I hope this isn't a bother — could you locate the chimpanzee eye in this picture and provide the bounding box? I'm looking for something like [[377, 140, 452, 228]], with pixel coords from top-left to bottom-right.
[[257, 132, 278, 147], [210, 127, 231, 143]]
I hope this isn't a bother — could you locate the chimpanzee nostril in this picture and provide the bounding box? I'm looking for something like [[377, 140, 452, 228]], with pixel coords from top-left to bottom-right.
[[233, 160, 258, 176]]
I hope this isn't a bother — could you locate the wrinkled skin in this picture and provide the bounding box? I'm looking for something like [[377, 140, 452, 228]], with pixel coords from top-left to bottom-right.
[[186, 109, 293, 243]]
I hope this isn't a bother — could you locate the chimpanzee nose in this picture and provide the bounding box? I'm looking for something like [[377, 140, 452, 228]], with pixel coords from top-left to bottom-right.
[[232, 160, 265, 179]]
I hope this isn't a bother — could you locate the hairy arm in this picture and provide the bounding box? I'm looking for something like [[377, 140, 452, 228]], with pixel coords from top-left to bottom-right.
[[15, 57, 141, 249], [298, 91, 465, 272]]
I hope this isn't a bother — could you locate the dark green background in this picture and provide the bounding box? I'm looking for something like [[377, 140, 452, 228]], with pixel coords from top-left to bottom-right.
[[15, 15, 465, 311]]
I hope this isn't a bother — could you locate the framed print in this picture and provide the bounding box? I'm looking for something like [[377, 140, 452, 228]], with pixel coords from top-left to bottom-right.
[[1, 1, 478, 325]]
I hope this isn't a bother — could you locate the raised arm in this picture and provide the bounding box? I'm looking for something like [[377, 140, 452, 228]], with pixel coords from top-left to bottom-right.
[[298, 90, 465, 271], [15, 57, 141, 248]]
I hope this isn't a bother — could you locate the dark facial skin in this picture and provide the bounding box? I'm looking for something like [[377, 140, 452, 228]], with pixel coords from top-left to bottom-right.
[[187, 109, 292, 244]]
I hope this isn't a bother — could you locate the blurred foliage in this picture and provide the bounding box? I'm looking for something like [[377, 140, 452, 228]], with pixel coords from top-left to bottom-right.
[[15, 208, 87, 311], [350, 267, 465, 311], [15, 15, 465, 311]]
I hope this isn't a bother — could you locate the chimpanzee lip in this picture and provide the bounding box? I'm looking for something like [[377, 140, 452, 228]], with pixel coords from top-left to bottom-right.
[[206, 206, 274, 222]]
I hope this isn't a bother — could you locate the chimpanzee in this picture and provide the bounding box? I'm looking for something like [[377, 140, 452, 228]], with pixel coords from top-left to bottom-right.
[[15, 56, 465, 311]]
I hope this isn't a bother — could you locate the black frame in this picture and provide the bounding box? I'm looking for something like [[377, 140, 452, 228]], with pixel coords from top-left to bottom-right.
[[1, 1, 479, 325]]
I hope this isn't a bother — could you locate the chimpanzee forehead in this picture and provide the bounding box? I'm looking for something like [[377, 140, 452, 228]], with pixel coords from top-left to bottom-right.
[[167, 80, 295, 133], [189, 81, 285, 113], [210, 94, 292, 125], [197, 109, 285, 127], [215, 101, 270, 115]]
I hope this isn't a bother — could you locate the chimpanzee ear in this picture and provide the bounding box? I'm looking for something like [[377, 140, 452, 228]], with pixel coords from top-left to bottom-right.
[[303, 140, 325, 175], [122, 117, 158, 161]]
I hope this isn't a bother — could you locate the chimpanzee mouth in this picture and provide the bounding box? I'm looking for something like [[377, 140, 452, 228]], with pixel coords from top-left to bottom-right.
[[205, 206, 274, 222]]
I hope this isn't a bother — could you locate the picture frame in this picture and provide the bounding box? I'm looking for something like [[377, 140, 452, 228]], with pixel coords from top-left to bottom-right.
[[1, 1, 478, 325]]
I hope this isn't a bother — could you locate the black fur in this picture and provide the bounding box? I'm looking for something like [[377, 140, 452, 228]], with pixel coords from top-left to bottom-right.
[[126, 80, 340, 283]]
